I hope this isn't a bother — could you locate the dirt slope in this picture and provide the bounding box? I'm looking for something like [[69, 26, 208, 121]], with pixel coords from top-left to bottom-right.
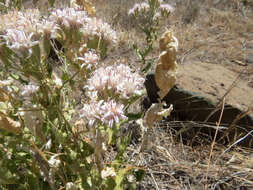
[[177, 62, 253, 114]]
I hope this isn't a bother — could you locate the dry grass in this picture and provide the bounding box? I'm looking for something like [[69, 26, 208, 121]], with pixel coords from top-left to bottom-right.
[[124, 121, 253, 189], [93, 0, 253, 66]]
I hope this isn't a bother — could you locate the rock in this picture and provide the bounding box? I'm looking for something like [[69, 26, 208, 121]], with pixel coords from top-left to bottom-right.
[[145, 73, 253, 125], [144, 73, 253, 147]]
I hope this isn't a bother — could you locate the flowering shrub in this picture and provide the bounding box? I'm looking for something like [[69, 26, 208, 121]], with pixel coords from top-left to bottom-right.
[[128, 0, 174, 73], [0, 0, 177, 189]]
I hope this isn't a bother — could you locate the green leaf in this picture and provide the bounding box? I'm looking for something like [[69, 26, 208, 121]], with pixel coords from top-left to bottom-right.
[[0, 45, 16, 67], [125, 113, 142, 121], [42, 38, 51, 60], [61, 71, 69, 81], [134, 169, 145, 182], [87, 37, 108, 58], [81, 141, 94, 157], [69, 149, 77, 160], [104, 178, 116, 190], [0, 167, 17, 185], [26, 171, 42, 190], [31, 43, 41, 64], [133, 44, 143, 62], [115, 133, 131, 161], [48, 0, 55, 7], [106, 128, 113, 145], [114, 166, 133, 190], [141, 60, 153, 73]]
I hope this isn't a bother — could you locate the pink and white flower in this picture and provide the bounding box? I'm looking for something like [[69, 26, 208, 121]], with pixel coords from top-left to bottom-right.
[[49, 8, 90, 29], [81, 17, 117, 45], [160, 4, 174, 14], [2, 29, 39, 57], [128, 2, 150, 16], [20, 83, 39, 97], [79, 100, 104, 127], [79, 100, 127, 128], [101, 100, 127, 127], [85, 64, 144, 100], [76, 50, 99, 69]]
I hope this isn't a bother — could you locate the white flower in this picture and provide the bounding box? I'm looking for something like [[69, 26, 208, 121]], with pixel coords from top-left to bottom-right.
[[0, 79, 13, 87], [128, 2, 150, 16], [76, 50, 99, 69], [85, 67, 108, 99], [79, 99, 127, 128], [52, 72, 62, 88], [2, 29, 39, 57], [153, 12, 161, 20], [101, 167, 116, 179], [66, 182, 78, 190], [70, 0, 81, 10], [81, 18, 117, 45], [44, 139, 52, 150], [85, 64, 144, 100], [79, 100, 104, 127], [102, 143, 107, 151], [0, 9, 41, 35], [157, 0, 164, 4], [37, 19, 60, 39], [20, 83, 39, 97], [160, 4, 174, 14], [49, 8, 90, 29], [48, 154, 61, 168], [101, 100, 127, 127]]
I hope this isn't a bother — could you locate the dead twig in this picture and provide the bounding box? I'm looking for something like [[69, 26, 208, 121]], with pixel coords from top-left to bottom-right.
[[204, 98, 225, 190], [218, 107, 253, 142], [224, 129, 253, 153], [150, 172, 160, 190]]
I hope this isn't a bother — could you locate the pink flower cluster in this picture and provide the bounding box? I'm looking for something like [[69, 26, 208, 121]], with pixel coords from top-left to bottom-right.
[[81, 18, 117, 45], [159, 4, 174, 14], [128, 2, 150, 16], [0, 9, 41, 35], [76, 50, 99, 69], [20, 83, 39, 97], [49, 8, 117, 44], [85, 64, 144, 100], [0, 9, 58, 56], [128, 0, 174, 17], [2, 29, 39, 57], [79, 99, 127, 128], [49, 8, 90, 29], [0, 7, 117, 57]]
